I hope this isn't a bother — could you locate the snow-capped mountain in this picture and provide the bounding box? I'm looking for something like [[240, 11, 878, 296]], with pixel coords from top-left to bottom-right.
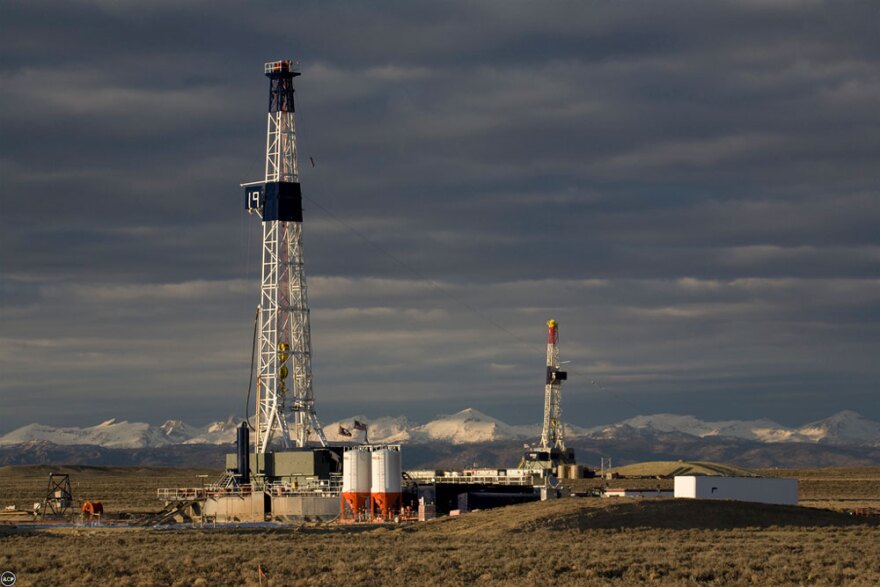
[[184, 416, 240, 445], [1, 409, 878, 448], [415, 408, 521, 444], [588, 411, 880, 446], [159, 419, 201, 444], [595, 414, 814, 444], [0, 418, 178, 449], [798, 410, 880, 446], [324, 409, 521, 444]]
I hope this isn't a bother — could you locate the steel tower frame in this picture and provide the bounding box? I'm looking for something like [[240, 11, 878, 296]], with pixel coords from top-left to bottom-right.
[[243, 60, 327, 453], [540, 319, 567, 450]]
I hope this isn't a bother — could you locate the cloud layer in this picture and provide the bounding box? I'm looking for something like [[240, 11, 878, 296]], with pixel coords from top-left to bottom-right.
[[1, 1, 878, 431]]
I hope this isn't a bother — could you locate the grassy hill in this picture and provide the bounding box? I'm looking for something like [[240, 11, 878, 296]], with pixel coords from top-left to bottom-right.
[[610, 460, 758, 478], [423, 495, 877, 535]]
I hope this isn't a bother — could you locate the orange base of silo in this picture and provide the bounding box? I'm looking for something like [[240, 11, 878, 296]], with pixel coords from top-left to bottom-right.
[[341, 492, 370, 522], [370, 492, 402, 520]]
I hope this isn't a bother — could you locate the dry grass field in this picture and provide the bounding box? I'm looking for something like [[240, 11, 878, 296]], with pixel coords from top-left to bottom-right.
[[759, 467, 880, 511], [1, 499, 878, 586], [0, 465, 216, 514], [2, 465, 879, 585]]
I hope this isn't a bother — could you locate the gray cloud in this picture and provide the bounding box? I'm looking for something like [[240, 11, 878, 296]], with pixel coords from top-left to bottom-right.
[[1, 0, 878, 432]]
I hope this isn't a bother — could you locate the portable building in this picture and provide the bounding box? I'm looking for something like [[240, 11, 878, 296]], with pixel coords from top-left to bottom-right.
[[674, 476, 798, 506]]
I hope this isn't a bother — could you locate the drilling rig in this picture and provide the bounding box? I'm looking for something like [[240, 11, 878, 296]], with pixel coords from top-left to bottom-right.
[[520, 319, 576, 473], [241, 60, 327, 455], [156, 61, 347, 522]]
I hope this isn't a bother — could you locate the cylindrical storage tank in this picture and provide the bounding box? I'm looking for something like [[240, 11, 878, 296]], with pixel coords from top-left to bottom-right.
[[81, 500, 103, 517], [370, 447, 402, 519], [343, 449, 372, 494], [371, 448, 402, 494], [341, 449, 371, 520], [236, 422, 250, 485]]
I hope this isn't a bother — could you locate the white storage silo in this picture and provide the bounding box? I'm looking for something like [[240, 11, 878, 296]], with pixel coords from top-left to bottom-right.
[[341, 448, 372, 520], [370, 446, 402, 519]]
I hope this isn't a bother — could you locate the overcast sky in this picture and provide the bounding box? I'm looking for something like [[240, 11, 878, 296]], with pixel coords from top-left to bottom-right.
[[1, 0, 878, 433]]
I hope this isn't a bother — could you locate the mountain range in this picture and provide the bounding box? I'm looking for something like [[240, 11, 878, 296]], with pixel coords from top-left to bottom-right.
[[2, 408, 878, 449]]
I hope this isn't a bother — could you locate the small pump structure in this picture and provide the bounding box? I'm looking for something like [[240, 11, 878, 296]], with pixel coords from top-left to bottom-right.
[[41, 473, 74, 517], [520, 319, 576, 472]]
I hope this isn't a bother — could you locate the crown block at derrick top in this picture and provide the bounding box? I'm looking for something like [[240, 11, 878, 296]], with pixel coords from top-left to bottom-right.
[[264, 60, 300, 76]]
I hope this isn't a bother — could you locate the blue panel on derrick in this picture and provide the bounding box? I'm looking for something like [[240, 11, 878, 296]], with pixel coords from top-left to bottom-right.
[[263, 182, 303, 222]]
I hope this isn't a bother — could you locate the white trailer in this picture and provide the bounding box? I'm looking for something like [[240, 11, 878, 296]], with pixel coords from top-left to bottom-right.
[[674, 476, 798, 506]]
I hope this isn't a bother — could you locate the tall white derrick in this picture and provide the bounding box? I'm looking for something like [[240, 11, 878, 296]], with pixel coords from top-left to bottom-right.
[[244, 60, 327, 453], [540, 319, 567, 450], [519, 319, 573, 472]]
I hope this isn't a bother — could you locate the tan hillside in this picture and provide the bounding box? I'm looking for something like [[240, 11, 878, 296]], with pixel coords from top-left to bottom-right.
[[610, 460, 758, 478]]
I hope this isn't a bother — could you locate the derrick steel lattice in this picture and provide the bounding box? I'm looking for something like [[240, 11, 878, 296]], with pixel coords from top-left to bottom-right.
[[243, 60, 327, 452], [540, 319, 567, 450]]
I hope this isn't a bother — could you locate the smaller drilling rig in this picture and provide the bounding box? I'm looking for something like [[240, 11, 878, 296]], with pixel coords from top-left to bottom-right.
[[520, 319, 576, 473]]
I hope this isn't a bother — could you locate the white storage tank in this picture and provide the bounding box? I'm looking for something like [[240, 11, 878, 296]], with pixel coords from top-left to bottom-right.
[[371, 447, 402, 494], [370, 446, 402, 518], [341, 448, 371, 520], [674, 476, 798, 506], [342, 448, 372, 494]]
